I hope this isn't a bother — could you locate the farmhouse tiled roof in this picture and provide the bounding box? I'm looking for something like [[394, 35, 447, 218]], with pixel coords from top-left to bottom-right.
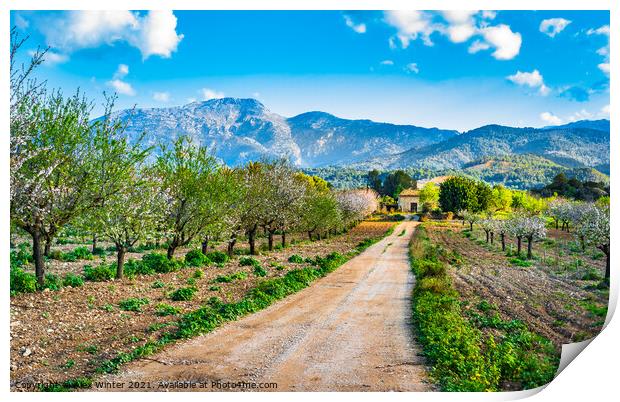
[[398, 188, 419, 197]]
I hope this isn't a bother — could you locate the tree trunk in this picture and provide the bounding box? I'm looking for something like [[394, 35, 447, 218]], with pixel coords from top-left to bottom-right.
[[267, 230, 275, 251], [44, 235, 51, 257], [469, 222, 473, 231], [167, 241, 177, 259], [31, 229, 45, 287], [580, 235, 586, 252], [485, 231, 489, 243], [555, 219, 559, 230], [227, 233, 237, 258], [527, 236, 533, 259], [92, 234, 98, 253], [281, 232, 286, 248], [517, 236, 522, 255], [201, 235, 209, 255], [248, 226, 257, 255], [501, 233, 505, 251], [599, 245, 610, 280], [490, 232, 494, 244], [116, 246, 126, 279], [308, 231, 313, 241]]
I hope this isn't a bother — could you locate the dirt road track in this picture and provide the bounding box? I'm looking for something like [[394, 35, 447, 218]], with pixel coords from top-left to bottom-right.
[[99, 220, 431, 391]]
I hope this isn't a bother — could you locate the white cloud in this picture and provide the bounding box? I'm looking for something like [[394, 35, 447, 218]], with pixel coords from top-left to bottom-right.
[[538, 84, 551, 96], [567, 109, 593, 122], [153, 91, 170, 102], [39, 10, 183, 60], [380, 59, 394, 65], [598, 63, 610, 75], [384, 10, 436, 48], [586, 25, 610, 76], [507, 70, 551, 96], [383, 11, 522, 61], [114, 64, 129, 78], [601, 104, 610, 116], [587, 25, 610, 36], [405, 62, 419, 73], [441, 11, 477, 43], [481, 11, 497, 20], [344, 15, 366, 34], [131, 10, 184, 59], [107, 79, 135, 96], [539, 18, 571, 37], [468, 39, 490, 54], [107, 64, 135, 96], [201, 88, 225, 101], [479, 24, 522, 60], [540, 112, 562, 125], [252, 92, 261, 98], [186, 97, 197, 103]]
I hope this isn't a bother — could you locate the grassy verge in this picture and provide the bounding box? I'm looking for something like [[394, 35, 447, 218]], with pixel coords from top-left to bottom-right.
[[409, 225, 559, 391], [40, 225, 395, 392]]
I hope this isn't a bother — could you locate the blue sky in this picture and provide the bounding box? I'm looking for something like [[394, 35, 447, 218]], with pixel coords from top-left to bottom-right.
[[11, 10, 610, 131]]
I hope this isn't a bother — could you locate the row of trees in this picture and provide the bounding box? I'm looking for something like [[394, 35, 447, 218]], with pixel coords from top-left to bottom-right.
[[10, 32, 378, 285], [460, 200, 610, 279]]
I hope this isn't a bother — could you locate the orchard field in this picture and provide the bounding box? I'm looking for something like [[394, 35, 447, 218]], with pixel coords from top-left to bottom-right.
[[10, 219, 396, 390]]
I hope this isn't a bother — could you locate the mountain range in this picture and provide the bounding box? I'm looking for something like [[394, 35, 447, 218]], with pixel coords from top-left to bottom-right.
[[108, 98, 610, 178]]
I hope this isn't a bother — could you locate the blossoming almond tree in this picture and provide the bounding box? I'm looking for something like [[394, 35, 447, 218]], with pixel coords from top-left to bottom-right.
[[573, 204, 610, 280], [91, 169, 163, 279]]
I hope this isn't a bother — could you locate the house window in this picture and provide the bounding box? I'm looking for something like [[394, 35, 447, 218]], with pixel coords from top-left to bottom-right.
[[410, 202, 418, 212]]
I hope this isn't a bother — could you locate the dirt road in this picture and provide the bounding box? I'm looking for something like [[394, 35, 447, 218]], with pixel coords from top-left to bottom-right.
[[99, 220, 431, 392]]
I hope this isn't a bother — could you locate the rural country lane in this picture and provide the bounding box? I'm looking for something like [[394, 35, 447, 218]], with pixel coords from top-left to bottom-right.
[[99, 219, 431, 391]]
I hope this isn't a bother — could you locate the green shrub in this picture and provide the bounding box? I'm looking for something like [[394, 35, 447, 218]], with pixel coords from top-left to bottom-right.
[[185, 250, 211, 267], [124, 259, 155, 276], [239, 256, 260, 267], [92, 247, 105, 256], [253, 265, 267, 277], [205, 251, 229, 264], [40, 274, 63, 291], [71, 246, 93, 260], [83, 263, 115, 282], [187, 277, 196, 286], [118, 297, 150, 312], [142, 253, 182, 273], [509, 258, 532, 267], [193, 269, 204, 279], [209, 285, 221, 291], [62, 273, 85, 288], [155, 303, 180, 316], [214, 271, 248, 283], [170, 287, 196, 301], [288, 254, 304, 264], [10, 267, 38, 295], [581, 269, 603, 281], [269, 262, 286, 271], [151, 280, 166, 289]]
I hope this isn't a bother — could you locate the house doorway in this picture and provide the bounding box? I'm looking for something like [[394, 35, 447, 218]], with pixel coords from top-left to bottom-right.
[[410, 202, 418, 212]]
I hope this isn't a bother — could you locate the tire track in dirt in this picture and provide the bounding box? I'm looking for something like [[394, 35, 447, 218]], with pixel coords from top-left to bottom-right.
[[96, 220, 432, 392]]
